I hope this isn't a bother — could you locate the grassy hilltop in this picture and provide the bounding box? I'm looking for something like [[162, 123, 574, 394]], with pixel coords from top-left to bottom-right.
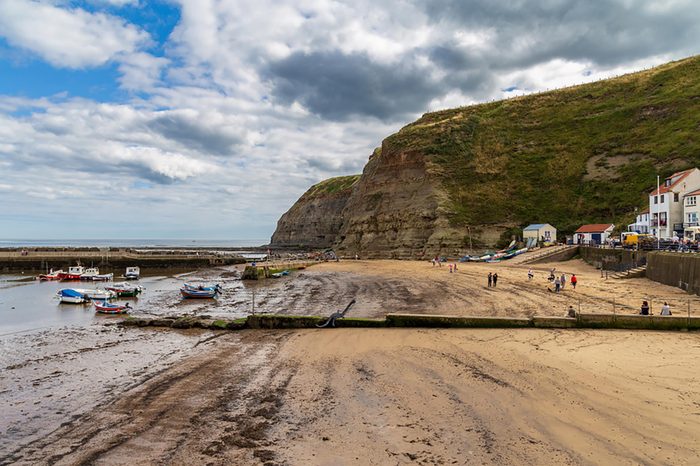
[[386, 55, 700, 236]]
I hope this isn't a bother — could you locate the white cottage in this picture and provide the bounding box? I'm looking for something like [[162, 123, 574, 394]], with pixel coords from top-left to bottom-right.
[[683, 188, 700, 240], [627, 208, 650, 234], [574, 224, 615, 245], [523, 224, 557, 246], [649, 168, 700, 239]]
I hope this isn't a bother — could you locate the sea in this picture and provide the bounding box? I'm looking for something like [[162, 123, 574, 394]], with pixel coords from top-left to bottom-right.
[[0, 238, 267, 248]]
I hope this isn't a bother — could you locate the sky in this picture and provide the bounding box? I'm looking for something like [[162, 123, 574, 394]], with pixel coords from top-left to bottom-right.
[[1, 0, 699, 241]]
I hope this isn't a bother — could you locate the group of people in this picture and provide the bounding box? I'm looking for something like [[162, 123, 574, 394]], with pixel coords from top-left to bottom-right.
[[543, 268, 578, 293], [640, 301, 673, 315], [487, 272, 498, 287]]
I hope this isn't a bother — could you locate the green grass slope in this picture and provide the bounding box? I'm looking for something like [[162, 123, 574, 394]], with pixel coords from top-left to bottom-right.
[[303, 174, 361, 198], [386, 55, 700, 236]]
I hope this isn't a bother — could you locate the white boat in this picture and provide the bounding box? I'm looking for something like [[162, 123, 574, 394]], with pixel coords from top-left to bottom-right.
[[91, 273, 113, 281], [57, 289, 89, 304], [72, 288, 116, 300], [80, 267, 100, 280], [124, 266, 140, 280]]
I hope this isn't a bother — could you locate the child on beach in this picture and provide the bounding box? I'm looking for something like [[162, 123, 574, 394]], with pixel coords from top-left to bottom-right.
[[528, 269, 533, 280], [560, 273, 566, 290], [571, 274, 577, 289]]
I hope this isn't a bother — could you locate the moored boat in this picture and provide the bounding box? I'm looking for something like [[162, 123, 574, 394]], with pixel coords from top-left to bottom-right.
[[180, 283, 222, 299], [59, 266, 85, 281], [91, 273, 114, 281], [80, 267, 100, 280], [39, 269, 65, 281], [93, 300, 131, 314], [72, 288, 116, 300], [124, 266, 140, 280], [106, 282, 143, 297], [57, 289, 88, 304]]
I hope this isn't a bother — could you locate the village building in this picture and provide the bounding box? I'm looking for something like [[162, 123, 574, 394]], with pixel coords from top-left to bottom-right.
[[627, 208, 650, 234], [683, 188, 700, 240], [523, 223, 557, 246], [574, 224, 615, 245], [649, 168, 700, 239]]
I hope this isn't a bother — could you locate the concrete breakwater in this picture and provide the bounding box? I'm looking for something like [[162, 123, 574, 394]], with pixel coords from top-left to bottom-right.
[[579, 246, 647, 272], [647, 252, 700, 295], [0, 250, 246, 272], [121, 312, 700, 331]]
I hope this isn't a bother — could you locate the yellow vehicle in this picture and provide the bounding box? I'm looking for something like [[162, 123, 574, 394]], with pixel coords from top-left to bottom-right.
[[621, 232, 650, 247]]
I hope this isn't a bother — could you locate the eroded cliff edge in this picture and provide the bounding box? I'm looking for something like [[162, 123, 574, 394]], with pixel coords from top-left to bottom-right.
[[271, 56, 700, 257]]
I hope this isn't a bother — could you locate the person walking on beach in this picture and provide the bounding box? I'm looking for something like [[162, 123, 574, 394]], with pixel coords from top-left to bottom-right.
[[449, 264, 453, 273], [640, 300, 650, 315], [528, 269, 534, 281], [488, 272, 493, 287], [493, 273, 498, 287], [660, 302, 672, 316], [570, 274, 578, 289], [454, 262, 458, 272], [554, 276, 561, 293], [560, 273, 566, 290]]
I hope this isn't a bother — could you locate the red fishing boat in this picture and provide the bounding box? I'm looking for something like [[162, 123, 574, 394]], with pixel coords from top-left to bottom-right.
[[93, 300, 131, 314]]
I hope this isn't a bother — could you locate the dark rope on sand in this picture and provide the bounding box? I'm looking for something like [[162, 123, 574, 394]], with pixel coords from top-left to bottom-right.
[[316, 299, 356, 328]]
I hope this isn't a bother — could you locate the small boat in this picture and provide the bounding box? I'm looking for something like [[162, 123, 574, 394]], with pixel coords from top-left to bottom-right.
[[59, 266, 85, 281], [106, 282, 143, 297], [72, 288, 116, 300], [91, 273, 113, 281], [124, 266, 140, 280], [57, 289, 88, 304], [180, 283, 222, 299], [80, 267, 100, 280], [270, 270, 290, 278], [39, 269, 65, 281], [93, 300, 131, 314]]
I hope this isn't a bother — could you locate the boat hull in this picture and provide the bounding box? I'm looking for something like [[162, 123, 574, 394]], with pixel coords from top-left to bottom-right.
[[180, 288, 218, 299]]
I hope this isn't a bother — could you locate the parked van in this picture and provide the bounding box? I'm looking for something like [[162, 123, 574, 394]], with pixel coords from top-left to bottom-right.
[[622, 232, 650, 248]]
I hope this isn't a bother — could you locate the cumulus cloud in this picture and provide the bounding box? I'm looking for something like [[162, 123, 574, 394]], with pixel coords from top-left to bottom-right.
[[2, 0, 700, 238], [0, 0, 149, 68]]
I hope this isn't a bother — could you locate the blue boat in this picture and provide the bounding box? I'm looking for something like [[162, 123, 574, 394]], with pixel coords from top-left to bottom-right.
[[181, 283, 222, 299]]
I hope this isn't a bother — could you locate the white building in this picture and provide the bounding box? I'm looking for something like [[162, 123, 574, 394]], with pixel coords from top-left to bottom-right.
[[627, 208, 650, 234], [649, 168, 700, 239], [574, 224, 615, 245], [683, 188, 700, 240], [523, 223, 557, 245]]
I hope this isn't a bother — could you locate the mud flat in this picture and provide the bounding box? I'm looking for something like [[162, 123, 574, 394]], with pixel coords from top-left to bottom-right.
[[7, 328, 700, 465]]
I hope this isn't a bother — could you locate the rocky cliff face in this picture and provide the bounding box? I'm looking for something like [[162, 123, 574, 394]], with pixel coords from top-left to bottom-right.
[[270, 175, 360, 248], [271, 56, 700, 257]]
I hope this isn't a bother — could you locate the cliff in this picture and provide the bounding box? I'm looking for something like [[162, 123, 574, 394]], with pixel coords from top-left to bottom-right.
[[270, 175, 360, 248], [272, 55, 700, 257]]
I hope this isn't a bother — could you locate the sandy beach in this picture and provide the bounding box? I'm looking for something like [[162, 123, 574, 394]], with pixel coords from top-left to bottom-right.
[[4, 258, 700, 465], [10, 328, 700, 465]]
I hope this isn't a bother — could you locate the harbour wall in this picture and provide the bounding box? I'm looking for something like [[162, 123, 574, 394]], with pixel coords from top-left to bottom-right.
[[0, 251, 246, 273], [579, 246, 647, 271], [646, 252, 700, 295]]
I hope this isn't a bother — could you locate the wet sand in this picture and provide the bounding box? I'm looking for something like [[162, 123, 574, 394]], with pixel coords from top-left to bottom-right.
[[3, 258, 700, 464], [8, 328, 700, 465]]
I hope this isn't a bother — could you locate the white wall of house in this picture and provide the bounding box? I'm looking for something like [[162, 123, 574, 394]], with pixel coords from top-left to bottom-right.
[[683, 193, 700, 239], [523, 224, 557, 242], [628, 212, 650, 233], [574, 226, 615, 245], [649, 169, 700, 239]]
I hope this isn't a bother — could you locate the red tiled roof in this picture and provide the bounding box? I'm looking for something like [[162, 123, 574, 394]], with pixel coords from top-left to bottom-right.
[[650, 168, 694, 195], [575, 223, 614, 233], [639, 207, 649, 214]]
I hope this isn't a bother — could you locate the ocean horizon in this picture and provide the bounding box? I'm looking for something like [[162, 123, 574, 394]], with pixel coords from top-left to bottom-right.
[[0, 239, 268, 248]]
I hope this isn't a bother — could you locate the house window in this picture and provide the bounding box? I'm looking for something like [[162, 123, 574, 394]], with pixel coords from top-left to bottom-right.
[[688, 213, 698, 224], [665, 179, 671, 187], [660, 194, 665, 203], [674, 193, 679, 202], [688, 196, 697, 206], [654, 196, 658, 204]]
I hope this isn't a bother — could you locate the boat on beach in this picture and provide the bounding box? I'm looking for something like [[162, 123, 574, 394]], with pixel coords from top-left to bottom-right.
[[180, 283, 222, 299], [57, 289, 89, 304], [71, 288, 116, 300], [124, 267, 140, 280], [93, 300, 131, 314], [106, 282, 143, 297]]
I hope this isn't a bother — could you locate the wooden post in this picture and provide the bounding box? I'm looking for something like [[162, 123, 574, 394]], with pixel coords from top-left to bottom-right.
[[252, 288, 256, 315]]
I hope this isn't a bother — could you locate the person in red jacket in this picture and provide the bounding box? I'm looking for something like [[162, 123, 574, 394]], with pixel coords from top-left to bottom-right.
[[570, 274, 578, 289]]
